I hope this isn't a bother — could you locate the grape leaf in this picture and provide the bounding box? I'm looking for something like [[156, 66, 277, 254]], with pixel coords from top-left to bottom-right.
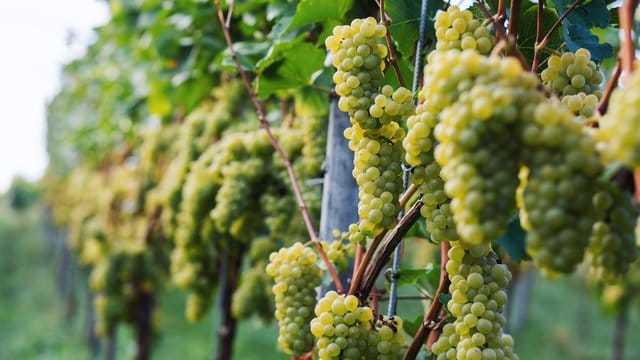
[[550, 0, 610, 28], [287, 0, 353, 30], [517, 5, 563, 65], [495, 215, 530, 262], [385, 0, 421, 58], [255, 41, 325, 98], [403, 314, 425, 337], [396, 264, 439, 289], [562, 23, 613, 62]]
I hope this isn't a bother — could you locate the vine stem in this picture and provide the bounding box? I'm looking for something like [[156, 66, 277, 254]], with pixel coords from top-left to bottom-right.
[[506, 0, 522, 52], [496, 0, 508, 41], [532, 0, 583, 72], [213, 0, 344, 293], [475, 1, 529, 69], [530, 0, 545, 73], [619, 0, 638, 76], [380, 0, 408, 88], [348, 183, 419, 296], [403, 241, 451, 360], [597, 58, 621, 115]]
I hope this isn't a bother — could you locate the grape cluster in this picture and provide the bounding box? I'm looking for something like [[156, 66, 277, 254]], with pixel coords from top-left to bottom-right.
[[327, 18, 414, 242], [598, 67, 640, 167], [266, 243, 322, 356], [158, 81, 243, 238], [540, 48, 604, 98], [431, 244, 518, 360], [584, 182, 639, 283], [310, 292, 404, 359], [345, 122, 406, 241], [405, 89, 458, 243], [429, 50, 542, 246], [520, 102, 602, 275], [434, 5, 494, 54], [232, 262, 274, 321], [560, 92, 599, 122]]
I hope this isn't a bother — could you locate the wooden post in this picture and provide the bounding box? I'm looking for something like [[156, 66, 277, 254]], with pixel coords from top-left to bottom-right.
[[318, 98, 358, 288]]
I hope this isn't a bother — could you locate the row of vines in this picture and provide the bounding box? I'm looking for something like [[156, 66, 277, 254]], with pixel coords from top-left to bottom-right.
[[44, 0, 640, 359]]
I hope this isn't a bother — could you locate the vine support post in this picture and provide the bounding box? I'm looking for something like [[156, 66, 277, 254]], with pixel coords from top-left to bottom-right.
[[214, 246, 243, 360], [319, 98, 359, 292]]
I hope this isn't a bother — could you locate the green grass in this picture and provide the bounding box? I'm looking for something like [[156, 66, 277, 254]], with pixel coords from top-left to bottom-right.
[[0, 200, 639, 359]]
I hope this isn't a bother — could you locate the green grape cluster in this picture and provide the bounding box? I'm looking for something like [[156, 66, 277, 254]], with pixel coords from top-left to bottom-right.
[[90, 249, 160, 337], [170, 146, 222, 321], [431, 244, 518, 360], [232, 262, 274, 321], [345, 122, 406, 241], [598, 66, 640, 167], [584, 182, 639, 283], [405, 89, 458, 243], [310, 292, 404, 359], [158, 80, 243, 238], [266, 243, 322, 356], [327, 18, 414, 242], [560, 92, 599, 121], [434, 5, 494, 54], [540, 48, 604, 98], [520, 102, 602, 275], [429, 50, 542, 246]]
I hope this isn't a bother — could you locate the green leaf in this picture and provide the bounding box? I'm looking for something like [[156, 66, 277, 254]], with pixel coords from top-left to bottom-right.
[[382, 56, 413, 90], [218, 41, 272, 72], [255, 41, 325, 98], [397, 268, 432, 287], [405, 217, 428, 239], [288, 0, 353, 30], [294, 87, 328, 116], [550, 0, 609, 28], [403, 314, 425, 337], [148, 81, 172, 116], [439, 292, 452, 305], [517, 5, 563, 65], [563, 23, 613, 62], [601, 162, 623, 180], [495, 215, 529, 262], [385, 0, 421, 58]]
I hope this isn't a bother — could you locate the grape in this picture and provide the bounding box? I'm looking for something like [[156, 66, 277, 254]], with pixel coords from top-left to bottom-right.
[[431, 244, 518, 360], [540, 48, 604, 98], [427, 50, 542, 246], [598, 67, 640, 167], [266, 243, 322, 356], [434, 6, 495, 54], [584, 181, 639, 283], [519, 102, 602, 275]]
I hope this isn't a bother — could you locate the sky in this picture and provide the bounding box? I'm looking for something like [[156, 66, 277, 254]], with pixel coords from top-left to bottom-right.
[[0, 0, 109, 193]]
